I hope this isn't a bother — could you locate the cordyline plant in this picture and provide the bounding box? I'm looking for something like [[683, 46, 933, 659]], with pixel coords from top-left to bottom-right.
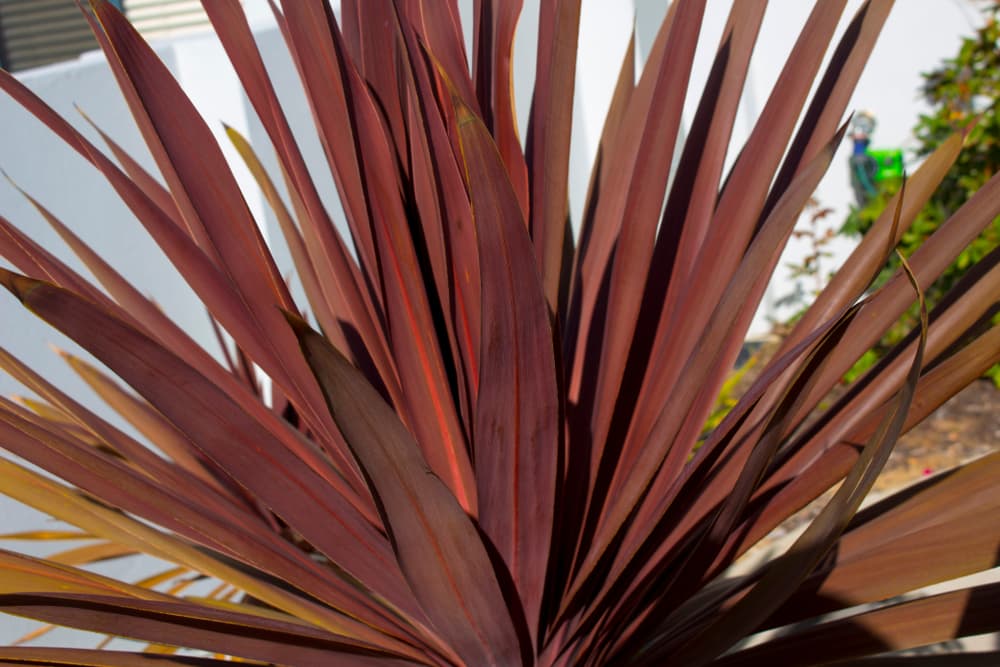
[[0, 0, 998, 664]]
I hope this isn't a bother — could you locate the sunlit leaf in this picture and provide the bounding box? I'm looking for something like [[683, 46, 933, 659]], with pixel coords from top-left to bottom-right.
[[0, 0, 996, 663]]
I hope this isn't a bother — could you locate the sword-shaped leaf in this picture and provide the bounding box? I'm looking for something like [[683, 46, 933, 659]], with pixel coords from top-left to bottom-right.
[[453, 96, 560, 642], [288, 315, 524, 666]]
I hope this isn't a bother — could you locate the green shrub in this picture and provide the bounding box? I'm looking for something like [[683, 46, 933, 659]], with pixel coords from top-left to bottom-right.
[[844, 1, 1000, 386]]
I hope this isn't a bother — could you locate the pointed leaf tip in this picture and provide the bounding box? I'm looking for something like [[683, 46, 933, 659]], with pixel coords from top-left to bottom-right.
[[281, 309, 313, 340], [0, 269, 42, 303], [48, 343, 69, 359], [834, 116, 851, 144]]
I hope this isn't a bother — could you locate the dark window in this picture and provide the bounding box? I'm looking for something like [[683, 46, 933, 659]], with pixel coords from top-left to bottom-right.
[[0, 0, 124, 73]]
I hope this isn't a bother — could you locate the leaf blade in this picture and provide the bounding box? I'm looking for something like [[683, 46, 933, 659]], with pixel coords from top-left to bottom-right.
[[454, 96, 561, 642], [289, 315, 524, 667]]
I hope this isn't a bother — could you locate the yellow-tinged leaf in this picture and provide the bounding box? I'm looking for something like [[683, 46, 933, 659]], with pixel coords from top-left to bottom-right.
[[0, 646, 244, 665], [0, 458, 411, 649], [10, 396, 72, 425], [0, 549, 163, 600], [224, 125, 335, 346], [11, 622, 57, 646], [165, 575, 208, 598], [48, 541, 138, 566], [206, 580, 232, 600], [134, 566, 188, 590], [0, 530, 92, 541], [184, 596, 318, 629]]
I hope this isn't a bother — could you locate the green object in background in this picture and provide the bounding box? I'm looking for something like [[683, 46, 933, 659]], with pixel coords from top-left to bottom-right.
[[866, 147, 904, 181], [841, 1, 1000, 388]]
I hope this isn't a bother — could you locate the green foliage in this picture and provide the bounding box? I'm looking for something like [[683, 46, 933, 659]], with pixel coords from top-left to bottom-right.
[[701, 355, 756, 441], [844, 1, 1000, 386], [776, 196, 837, 314]]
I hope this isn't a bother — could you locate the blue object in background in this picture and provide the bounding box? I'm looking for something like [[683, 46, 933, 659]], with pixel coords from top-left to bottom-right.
[[849, 112, 903, 207]]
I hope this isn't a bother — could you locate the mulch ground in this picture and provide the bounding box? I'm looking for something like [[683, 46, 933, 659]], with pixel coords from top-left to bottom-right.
[[760, 378, 1000, 544], [729, 334, 1000, 547], [875, 378, 999, 492]]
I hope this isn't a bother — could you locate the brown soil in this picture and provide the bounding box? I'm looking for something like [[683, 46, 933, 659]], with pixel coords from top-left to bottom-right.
[[765, 378, 1000, 543], [731, 336, 999, 547], [874, 378, 1000, 493], [737, 337, 999, 495]]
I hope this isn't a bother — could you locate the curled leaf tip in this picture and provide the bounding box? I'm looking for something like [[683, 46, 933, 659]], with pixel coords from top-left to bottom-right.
[[895, 248, 928, 320]]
